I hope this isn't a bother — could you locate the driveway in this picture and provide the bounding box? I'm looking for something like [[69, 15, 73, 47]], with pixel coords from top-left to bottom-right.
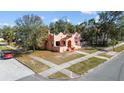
[[0, 58, 34, 81], [79, 52, 124, 81]]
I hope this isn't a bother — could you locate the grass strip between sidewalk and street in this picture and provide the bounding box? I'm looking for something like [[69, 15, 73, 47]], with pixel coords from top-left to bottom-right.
[[48, 72, 70, 80], [67, 57, 106, 75]]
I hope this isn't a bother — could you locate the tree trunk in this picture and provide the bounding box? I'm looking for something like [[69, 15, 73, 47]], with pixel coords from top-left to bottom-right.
[[113, 45, 115, 51], [33, 45, 35, 51], [95, 34, 98, 45]]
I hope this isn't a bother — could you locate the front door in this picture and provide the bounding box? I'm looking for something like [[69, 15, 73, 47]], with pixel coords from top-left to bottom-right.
[[67, 40, 71, 48]]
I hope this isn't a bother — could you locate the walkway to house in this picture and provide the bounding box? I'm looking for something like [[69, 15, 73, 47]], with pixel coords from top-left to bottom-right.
[[30, 55, 80, 78], [29, 42, 124, 79]]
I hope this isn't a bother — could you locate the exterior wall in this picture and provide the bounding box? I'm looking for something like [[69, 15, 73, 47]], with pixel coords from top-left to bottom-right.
[[46, 32, 81, 52], [51, 46, 67, 52], [59, 46, 67, 52], [52, 46, 60, 52], [71, 32, 81, 49], [66, 37, 81, 49], [46, 34, 54, 50], [53, 32, 66, 47]]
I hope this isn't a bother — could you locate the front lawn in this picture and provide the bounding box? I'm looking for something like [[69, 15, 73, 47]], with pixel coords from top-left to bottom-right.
[[78, 47, 98, 53], [16, 54, 49, 73], [113, 45, 124, 52], [48, 72, 69, 79], [31, 50, 84, 65], [99, 53, 112, 58], [67, 57, 106, 75]]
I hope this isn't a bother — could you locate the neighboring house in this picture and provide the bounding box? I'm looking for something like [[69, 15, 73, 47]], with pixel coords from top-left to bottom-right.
[[45, 32, 81, 52]]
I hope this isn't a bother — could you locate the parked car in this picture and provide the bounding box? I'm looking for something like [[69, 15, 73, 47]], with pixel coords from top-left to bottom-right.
[[1, 50, 13, 59]]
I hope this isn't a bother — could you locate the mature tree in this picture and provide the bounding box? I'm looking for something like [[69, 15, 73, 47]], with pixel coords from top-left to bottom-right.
[[49, 19, 75, 34], [1, 26, 16, 44], [117, 16, 124, 40], [0, 28, 2, 37], [36, 26, 49, 49], [66, 23, 75, 33], [49, 19, 65, 34], [15, 14, 46, 51], [79, 19, 99, 46], [77, 22, 89, 46], [79, 11, 123, 47], [98, 11, 123, 46]]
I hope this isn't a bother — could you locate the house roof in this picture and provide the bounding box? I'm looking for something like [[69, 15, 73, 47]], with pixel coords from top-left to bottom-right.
[[47, 32, 80, 41]]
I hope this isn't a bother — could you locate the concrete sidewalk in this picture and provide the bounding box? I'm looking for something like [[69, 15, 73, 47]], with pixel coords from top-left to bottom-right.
[[30, 55, 80, 78]]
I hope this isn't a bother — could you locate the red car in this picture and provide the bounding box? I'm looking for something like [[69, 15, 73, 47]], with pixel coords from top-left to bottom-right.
[[1, 50, 13, 59], [3, 53, 13, 59]]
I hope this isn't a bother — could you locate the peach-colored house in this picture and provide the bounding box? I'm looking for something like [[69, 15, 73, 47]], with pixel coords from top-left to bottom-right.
[[45, 32, 81, 52]]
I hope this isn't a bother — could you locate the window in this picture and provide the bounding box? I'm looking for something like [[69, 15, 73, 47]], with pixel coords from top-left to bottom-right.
[[56, 41, 60, 46], [62, 41, 66, 46]]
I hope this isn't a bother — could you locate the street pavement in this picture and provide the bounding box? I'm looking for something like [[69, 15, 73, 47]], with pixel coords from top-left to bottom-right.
[[0, 58, 34, 81], [17, 74, 47, 81]]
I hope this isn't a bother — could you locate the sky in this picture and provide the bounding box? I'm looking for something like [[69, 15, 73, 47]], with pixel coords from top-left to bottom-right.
[[0, 11, 98, 27]]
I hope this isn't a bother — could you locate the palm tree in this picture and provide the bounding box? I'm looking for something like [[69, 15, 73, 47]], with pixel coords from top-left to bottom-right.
[[1, 26, 16, 44]]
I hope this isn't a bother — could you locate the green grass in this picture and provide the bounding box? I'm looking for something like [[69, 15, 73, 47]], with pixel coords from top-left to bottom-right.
[[67, 57, 106, 75], [32, 51, 84, 65], [62, 53, 84, 63], [16, 54, 49, 73], [99, 53, 112, 58], [113, 45, 124, 52], [48, 72, 69, 79], [78, 47, 98, 53], [0, 46, 12, 50]]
